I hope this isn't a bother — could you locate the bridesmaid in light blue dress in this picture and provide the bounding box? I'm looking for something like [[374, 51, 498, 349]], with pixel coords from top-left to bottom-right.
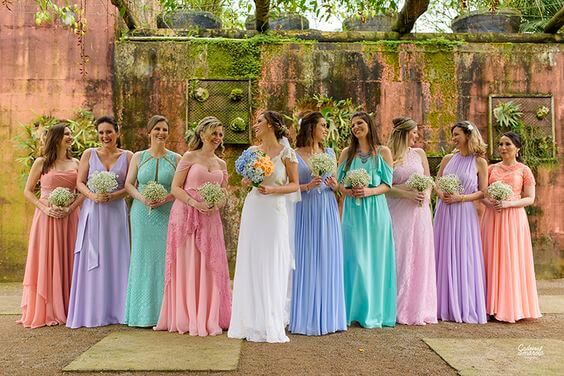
[[337, 111, 396, 328], [124, 115, 180, 327], [290, 111, 346, 336]]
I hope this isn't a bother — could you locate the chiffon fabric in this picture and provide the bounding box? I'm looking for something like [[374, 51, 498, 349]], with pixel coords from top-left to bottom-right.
[[434, 153, 487, 324], [386, 148, 437, 325], [124, 150, 177, 327], [154, 160, 231, 336], [18, 169, 79, 328], [289, 148, 346, 335], [337, 150, 397, 328], [481, 162, 541, 323], [228, 145, 298, 343], [66, 150, 131, 328]]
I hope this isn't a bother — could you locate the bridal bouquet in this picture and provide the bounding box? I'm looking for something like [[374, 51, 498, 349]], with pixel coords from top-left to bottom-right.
[[235, 148, 274, 187], [309, 152, 337, 192], [436, 174, 462, 196], [487, 181, 513, 201], [48, 187, 75, 208], [87, 171, 118, 194], [343, 168, 370, 206], [142, 181, 168, 203], [198, 182, 225, 208], [406, 173, 434, 207]]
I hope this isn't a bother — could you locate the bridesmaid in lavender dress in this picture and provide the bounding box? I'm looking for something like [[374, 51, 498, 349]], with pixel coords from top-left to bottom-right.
[[386, 117, 437, 325], [67, 116, 133, 328], [434, 121, 488, 324]]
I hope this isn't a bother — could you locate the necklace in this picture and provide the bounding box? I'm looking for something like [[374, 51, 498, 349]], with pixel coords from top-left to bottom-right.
[[357, 150, 372, 163]]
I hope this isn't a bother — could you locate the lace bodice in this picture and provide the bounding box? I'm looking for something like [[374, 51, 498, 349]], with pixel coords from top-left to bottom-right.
[[392, 148, 424, 185], [488, 162, 535, 200]]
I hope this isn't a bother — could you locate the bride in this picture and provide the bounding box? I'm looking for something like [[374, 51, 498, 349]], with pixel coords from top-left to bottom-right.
[[228, 110, 299, 343]]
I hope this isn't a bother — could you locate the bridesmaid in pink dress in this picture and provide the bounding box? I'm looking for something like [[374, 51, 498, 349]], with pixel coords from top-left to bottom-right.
[[386, 117, 437, 325], [155, 116, 231, 336], [481, 131, 541, 322], [18, 124, 83, 328]]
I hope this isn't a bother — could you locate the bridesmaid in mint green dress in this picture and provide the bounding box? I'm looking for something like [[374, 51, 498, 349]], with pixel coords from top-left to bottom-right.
[[337, 111, 396, 328], [124, 115, 180, 327]]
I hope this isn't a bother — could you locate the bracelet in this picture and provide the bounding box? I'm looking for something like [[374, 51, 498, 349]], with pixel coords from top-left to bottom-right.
[[461, 195, 466, 202], [305, 183, 311, 192]]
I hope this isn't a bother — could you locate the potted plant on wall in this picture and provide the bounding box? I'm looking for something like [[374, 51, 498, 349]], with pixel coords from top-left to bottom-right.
[[341, 0, 399, 31], [450, 0, 522, 33], [157, 0, 225, 29]]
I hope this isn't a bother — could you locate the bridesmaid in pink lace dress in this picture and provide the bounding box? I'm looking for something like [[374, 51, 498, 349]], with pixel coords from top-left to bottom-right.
[[155, 116, 231, 336], [386, 117, 437, 325], [18, 124, 83, 328], [481, 132, 541, 322]]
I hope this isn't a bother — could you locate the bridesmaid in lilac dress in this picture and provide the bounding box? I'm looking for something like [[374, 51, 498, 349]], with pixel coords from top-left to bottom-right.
[[67, 116, 133, 328], [386, 117, 437, 325], [434, 121, 488, 324]]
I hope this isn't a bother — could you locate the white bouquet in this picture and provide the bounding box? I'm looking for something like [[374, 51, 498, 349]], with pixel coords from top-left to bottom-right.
[[406, 173, 434, 207], [309, 152, 337, 192], [142, 181, 168, 203], [198, 182, 225, 209], [436, 174, 463, 196], [87, 171, 118, 194], [48, 187, 75, 208], [487, 181, 513, 201], [343, 168, 370, 206]]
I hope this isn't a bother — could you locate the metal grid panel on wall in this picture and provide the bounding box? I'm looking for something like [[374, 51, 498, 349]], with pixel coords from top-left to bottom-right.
[[186, 79, 252, 144], [488, 94, 555, 159]]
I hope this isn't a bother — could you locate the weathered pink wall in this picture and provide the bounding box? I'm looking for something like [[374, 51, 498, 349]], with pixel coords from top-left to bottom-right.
[[0, 1, 116, 280]]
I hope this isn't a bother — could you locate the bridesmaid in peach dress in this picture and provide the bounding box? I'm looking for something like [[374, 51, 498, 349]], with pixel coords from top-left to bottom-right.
[[18, 124, 83, 328], [481, 131, 541, 323], [155, 116, 231, 335]]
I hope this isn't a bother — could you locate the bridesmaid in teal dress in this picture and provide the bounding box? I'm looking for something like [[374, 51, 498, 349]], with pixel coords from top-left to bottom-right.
[[124, 115, 180, 327], [337, 111, 396, 328]]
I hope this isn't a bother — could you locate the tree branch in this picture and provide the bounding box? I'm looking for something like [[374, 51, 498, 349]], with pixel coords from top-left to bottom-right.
[[254, 0, 270, 32], [391, 0, 430, 34], [543, 5, 564, 34], [110, 0, 141, 30]]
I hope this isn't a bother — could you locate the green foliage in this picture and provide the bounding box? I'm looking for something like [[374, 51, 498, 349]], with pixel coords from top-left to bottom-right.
[[229, 88, 244, 102], [493, 101, 522, 130], [14, 109, 99, 173], [33, 0, 86, 35], [229, 117, 247, 132]]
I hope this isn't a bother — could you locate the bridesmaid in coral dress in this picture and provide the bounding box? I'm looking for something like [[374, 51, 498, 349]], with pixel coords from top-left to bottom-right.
[[155, 116, 231, 336], [481, 131, 541, 323], [386, 117, 437, 325], [18, 124, 83, 328]]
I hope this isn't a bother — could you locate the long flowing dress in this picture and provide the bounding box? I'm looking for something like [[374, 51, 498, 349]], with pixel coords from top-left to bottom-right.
[[66, 150, 131, 328], [434, 153, 487, 324], [18, 169, 79, 328], [337, 150, 396, 328], [386, 148, 437, 325], [228, 145, 298, 343], [124, 150, 177, 327], [289, 149, 346, 335], [481, 162, 541, 323], [155, 161, 231, 336]]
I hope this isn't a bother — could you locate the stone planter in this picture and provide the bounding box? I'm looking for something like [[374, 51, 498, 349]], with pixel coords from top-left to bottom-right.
[[342, 14, 395, 32], [245, 14, 309, 31], [157, 10, 221, 29], [451, 9, 521, 33]]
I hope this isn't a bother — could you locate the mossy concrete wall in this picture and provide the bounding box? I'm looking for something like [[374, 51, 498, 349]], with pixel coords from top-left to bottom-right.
[[114, 32, 563, 278]]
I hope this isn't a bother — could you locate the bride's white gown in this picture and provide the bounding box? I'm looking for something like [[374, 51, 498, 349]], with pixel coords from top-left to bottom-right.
[[228, 145, 298, 343]]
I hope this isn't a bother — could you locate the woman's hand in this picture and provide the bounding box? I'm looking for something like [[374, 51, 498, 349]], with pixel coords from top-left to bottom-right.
[[145, 198, 166, 209], [351, 187, 371, 198], [191, 200, 213, 214], [483, 197, 497, 209], [241, 178, 252, 187], [90, 192, 110, 203], [405, 190, 426, 205], [307, 176, 323, 191], [442, 193, 462, 204], [258, 184, 277, 195], [42, 205, 66, 219], [494, 200, 511, 212], [325, 176, 338, 190]]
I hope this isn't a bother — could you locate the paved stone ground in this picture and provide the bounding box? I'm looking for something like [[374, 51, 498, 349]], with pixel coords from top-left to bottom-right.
[[1, 280, 563, 375]]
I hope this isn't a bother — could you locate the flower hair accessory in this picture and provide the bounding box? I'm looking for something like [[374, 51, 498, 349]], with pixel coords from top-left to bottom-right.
[[465, 122, 474, 132]]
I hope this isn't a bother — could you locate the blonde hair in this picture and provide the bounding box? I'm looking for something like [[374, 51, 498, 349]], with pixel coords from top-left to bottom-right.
[[451, 120, 487, 157], [388, 117, 417, 165], [187, 116, 224, 154]]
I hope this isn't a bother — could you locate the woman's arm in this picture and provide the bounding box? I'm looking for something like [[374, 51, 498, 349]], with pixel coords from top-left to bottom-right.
[[108, 150, 133, 202], [24, 158, 63, 218], [499, 182, 535, 209], [124, 152, 146, 204], [258, 159, 299, 195]]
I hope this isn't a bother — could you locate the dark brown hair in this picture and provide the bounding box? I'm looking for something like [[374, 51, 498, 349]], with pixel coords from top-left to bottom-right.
[[262, 110, 288, 140], [42, 123, 72, 175], [295, 111, 325, 149], [147, 115, 169, 133], [344, 111, 381, 172], [94, 116, 120, 148], [502, 131, 523, 162]]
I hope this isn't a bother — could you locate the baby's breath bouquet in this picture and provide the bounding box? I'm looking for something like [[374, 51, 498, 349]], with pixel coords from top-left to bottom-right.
[[87, 171, 118, 194], [48, 187, 75, 208], [343, 168, 370, 206], [198, 182, 225, 209], [487, 181, 513, 201], [309, 152, 337, 193], [406, 173, 434, 207], [141, 181, 168, 210], [436, 174, 463, 196]]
